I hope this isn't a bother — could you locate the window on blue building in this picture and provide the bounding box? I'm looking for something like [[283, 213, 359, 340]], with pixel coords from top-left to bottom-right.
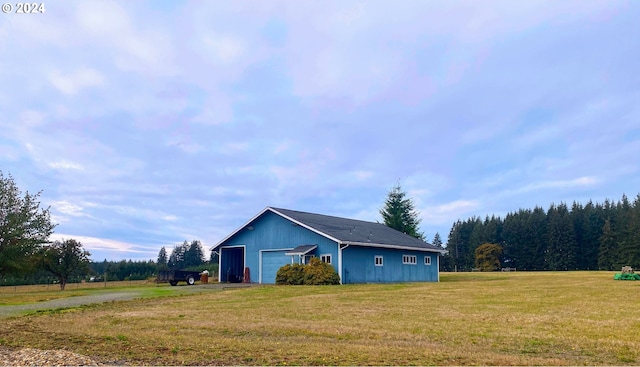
[[320, 254, 332, 264], [424, 256, 431, 265], [402, 255, 417, 265], [374, 255, 383, 266]]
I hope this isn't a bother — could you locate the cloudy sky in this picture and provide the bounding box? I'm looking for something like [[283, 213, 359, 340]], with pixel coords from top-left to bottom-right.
[[1, 1, 639, 261]]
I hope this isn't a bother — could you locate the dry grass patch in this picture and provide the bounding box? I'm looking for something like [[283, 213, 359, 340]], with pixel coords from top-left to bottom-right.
[[1, 272, 639, 365]]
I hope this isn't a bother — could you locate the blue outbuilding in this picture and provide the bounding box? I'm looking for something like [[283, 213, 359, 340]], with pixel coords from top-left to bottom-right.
[[211, 207, 447, 284]]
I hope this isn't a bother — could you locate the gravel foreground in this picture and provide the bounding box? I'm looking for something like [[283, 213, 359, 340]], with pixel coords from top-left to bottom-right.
[[0, 346, 102, 366]]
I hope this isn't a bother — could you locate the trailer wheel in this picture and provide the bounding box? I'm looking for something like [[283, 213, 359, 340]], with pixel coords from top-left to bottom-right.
[[169, 280, 178, 286], [186, 275, 195, 285]]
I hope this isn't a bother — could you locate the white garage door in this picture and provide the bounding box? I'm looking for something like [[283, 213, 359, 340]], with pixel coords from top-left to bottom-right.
[[261, 250, 292, 284]]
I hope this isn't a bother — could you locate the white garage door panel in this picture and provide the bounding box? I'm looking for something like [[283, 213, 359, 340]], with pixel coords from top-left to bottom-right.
[[261, 250, 291, 284]]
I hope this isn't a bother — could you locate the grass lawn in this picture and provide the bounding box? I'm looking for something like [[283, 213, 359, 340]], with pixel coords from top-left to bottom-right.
[[0, 280, 154, 306], [1, 271, 639, 365]]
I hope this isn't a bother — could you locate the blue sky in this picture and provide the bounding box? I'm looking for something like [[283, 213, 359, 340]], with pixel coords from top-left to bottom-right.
[[1, 1, 639, 261]]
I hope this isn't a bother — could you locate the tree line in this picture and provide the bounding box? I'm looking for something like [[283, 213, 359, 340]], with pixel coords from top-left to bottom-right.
[[2, 259, 157, 286], [441, 194, 640, 272], [156, 240, 215, 271]]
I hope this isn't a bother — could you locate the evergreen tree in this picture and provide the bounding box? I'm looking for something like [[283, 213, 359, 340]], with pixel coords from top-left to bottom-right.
[[529, 206, 549, 270], [168, 242, 187, 270], [626, 194, 640, 268], [379, 183, 423, 239], [502, 210, 527, 269], [598, 219, 616, 270], [483, 215, 503, 245], [545, 203, 577, 270], [467, 217, 484, 267], [580, 201, 605, 270], [446, 193, 640, 272], [445, 218, 477, 271], [184, 240, 205, 268], [615, 195, 638, 268], [157, 246, 168, 271], [571, 201, 586, 268], [432, 232, 443, 248]]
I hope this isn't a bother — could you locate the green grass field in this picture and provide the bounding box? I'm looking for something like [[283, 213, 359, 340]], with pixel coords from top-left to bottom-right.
[[1, 272, 639, 365], [0, 280, 154, 306]]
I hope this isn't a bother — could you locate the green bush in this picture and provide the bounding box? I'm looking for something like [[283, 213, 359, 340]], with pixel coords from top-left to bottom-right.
[[276, 258, 340, 285], [276, 263, 305, 285], [304, 258, 340, 285]]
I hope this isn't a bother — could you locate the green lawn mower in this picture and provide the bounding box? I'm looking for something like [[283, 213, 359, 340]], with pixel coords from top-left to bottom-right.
[[613, 266, 640, 280]]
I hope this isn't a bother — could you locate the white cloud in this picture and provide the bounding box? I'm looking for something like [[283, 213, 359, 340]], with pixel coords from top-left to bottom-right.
[[116, 30, 175, 75], [191, 93, 235, 125], [351, 170, 374, 181], [49, 68, 104, 95], [515, 176, 599, 194], [200, 34, 246, 65], [50, 200, 96, 225], [420, 200, 481, 225], [49, 160, 83, 170], [273, 141, 293, 155], [49, 233, 141, 253], [75, 1, 176, 76], [221, 142, 249, 153], [76, 1, 130, 35], [19, 110, 46, 127]]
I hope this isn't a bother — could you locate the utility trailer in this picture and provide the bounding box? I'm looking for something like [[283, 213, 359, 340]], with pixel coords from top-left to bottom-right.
[[157, 270, 201, 286]]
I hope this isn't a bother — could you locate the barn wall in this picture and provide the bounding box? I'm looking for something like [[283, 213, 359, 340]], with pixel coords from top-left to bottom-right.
[[342, 246, 439, 283], [218, 211, 339, 283]]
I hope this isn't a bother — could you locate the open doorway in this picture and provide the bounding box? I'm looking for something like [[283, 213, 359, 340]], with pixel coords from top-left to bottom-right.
[[220, 246, 245, 283]]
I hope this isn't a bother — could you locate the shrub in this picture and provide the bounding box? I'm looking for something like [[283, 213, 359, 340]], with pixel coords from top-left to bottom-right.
[[276, 258, 340, 285], [276, 263, 305, 285], [304, 258, 340, 285], [474, 243, 503, 271]]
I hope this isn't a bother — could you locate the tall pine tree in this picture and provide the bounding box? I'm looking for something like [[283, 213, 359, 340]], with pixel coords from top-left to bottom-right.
[[432, 232, 443, 248], [598, 219, 616, 270], [184, 240, 205, 268], [545, 203, 577, 270], [380, 183, 423, 240], [157, 246, 168, 271]]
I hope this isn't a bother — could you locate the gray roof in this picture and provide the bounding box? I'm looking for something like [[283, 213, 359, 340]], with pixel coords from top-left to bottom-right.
[[271, 207, 445, 253], [285, 244, 317, 256], [213, 207, 446, 254]]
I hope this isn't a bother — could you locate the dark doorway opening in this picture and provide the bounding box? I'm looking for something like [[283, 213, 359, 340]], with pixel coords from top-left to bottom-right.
[[221, 247, 245, 283]]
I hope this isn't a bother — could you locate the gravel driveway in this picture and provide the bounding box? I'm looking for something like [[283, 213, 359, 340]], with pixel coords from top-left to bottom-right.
[[0, 290, 145, 318], [0, 283, 250, 318]]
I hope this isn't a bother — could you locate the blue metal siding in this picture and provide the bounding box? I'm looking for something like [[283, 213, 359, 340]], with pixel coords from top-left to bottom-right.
[[342, 246, 439, 283], [218, 211, 339, 283]]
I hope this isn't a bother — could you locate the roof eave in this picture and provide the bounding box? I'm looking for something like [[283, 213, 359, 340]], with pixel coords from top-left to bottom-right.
[[342, 241, 448, 254]]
